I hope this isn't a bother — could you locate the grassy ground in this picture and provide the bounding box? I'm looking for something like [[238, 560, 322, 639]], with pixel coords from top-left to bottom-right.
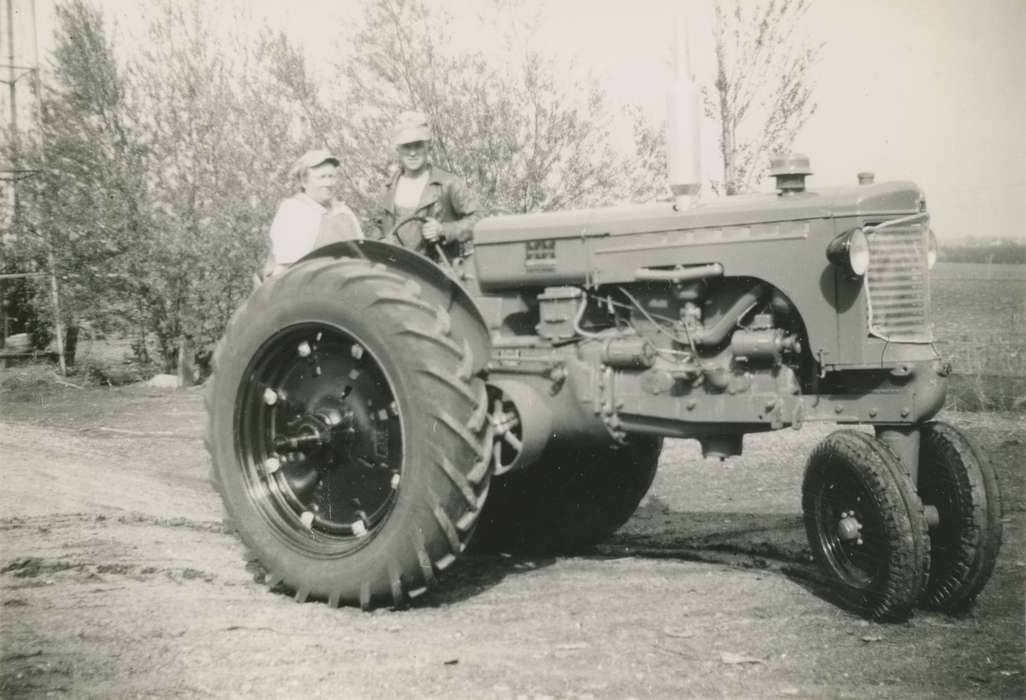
[[931, 263, 1026, 411]]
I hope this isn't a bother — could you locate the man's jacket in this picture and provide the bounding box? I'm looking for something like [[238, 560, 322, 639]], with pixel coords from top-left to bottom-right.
[[372, 166, 482, 258]]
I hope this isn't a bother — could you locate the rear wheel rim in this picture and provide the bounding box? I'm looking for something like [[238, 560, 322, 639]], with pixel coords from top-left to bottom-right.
[[235, 323, 404, 556]]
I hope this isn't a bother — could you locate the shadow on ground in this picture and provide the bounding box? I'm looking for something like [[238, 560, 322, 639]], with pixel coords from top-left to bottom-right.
[[408, 494, 854, 613]]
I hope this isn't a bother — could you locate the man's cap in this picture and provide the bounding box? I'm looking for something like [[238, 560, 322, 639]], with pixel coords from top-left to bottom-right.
[[290, 149, 340, 179], [392, 110, 432, 146]]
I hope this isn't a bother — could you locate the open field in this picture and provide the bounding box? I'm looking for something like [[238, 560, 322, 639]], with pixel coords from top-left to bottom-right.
[[931, 262, 1025, 337], [931, 263, 1026, 411]]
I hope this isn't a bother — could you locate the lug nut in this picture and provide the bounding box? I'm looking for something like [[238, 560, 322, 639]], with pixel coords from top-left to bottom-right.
[[351, 343, 364, 360], [297, 341, 312, 358], [263, 388, 279, 406], [264, 456, 282, 473]]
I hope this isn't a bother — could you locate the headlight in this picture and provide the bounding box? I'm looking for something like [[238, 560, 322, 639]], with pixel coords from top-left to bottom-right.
[[927, 229, 938, 270], [827, 228, 871, 278]]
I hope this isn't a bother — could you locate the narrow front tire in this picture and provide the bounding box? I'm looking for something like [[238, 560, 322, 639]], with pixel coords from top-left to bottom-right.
[[917, 421, 1003, 612], [802, 430, 930, 621]]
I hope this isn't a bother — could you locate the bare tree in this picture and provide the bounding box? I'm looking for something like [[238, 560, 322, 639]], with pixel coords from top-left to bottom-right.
[[712, 0, 820, 194], [630, 0, 820, 197]]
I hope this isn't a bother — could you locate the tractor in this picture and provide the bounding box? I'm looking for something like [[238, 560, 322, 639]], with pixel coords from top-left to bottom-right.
[[205, 150, 1002, 620]]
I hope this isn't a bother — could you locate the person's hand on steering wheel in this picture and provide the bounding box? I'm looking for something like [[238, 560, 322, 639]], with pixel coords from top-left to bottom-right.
[[421, 217, 442, 243]]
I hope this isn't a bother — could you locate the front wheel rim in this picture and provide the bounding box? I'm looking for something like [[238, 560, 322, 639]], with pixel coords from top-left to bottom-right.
[[815, 465, 890, 595], [235, 322, 404, 556]]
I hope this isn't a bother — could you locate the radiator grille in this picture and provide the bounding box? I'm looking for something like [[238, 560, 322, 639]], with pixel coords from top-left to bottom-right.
[[865, 223, 932, 342]]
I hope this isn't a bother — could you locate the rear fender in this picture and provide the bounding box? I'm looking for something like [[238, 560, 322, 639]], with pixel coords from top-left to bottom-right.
[[299, 240, 491, 374]]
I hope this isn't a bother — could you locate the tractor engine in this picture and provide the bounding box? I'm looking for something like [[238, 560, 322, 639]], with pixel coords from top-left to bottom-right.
[[469, 157, 945, 470]]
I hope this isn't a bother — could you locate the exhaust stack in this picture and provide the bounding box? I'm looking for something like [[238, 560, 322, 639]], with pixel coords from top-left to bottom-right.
[[667, 6, 702, 211]]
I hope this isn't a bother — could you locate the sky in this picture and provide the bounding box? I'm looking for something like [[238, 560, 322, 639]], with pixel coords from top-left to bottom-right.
[[522, 0, 1026, 241], [5, 0, 1025, 241]]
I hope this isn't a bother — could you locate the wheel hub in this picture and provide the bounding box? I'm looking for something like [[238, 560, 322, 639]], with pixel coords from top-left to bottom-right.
[[837, 510, 864, 544], [273, 403, 357, 454]]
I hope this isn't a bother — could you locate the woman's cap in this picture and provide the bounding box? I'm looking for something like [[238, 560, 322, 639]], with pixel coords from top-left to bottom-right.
[[290, 149, 340, 180]]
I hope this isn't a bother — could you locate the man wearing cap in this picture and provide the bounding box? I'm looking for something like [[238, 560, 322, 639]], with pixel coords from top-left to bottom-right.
[[372, 110, 481, 261], [265, 149, 363, 277]]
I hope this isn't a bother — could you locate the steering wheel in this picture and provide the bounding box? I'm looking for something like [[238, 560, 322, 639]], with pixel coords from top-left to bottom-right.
[[386, 215, 455, 273], [386, 215, 427, 246]]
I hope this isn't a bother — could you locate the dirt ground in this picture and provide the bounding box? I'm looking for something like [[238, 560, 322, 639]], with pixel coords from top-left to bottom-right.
[[1, 378, 1023, 699]]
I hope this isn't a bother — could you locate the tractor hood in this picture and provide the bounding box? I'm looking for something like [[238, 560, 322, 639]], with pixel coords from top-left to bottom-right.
[[475, 181, 924, 244]]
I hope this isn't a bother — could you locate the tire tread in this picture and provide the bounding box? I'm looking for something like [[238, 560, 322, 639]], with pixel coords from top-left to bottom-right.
[[918, 421, 1003, 611], [206, 256, 491, 610]]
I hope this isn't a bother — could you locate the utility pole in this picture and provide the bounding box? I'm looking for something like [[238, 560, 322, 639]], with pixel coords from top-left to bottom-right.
[[1, 0, 19, 348], [1, 0, 63, 371], [6, 0, 17, 172]]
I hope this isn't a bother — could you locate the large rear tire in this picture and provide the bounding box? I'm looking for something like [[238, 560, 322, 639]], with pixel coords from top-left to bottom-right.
[[473, 435, 663, 554], [802, 430, 930, 621], [206, 257, 491, 609], [917, 421, 1003, 612]]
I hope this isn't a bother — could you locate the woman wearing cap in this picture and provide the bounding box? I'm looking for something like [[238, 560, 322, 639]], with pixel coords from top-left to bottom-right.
[[265, 149, 363, 278], [372, 111, 481, 261]]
